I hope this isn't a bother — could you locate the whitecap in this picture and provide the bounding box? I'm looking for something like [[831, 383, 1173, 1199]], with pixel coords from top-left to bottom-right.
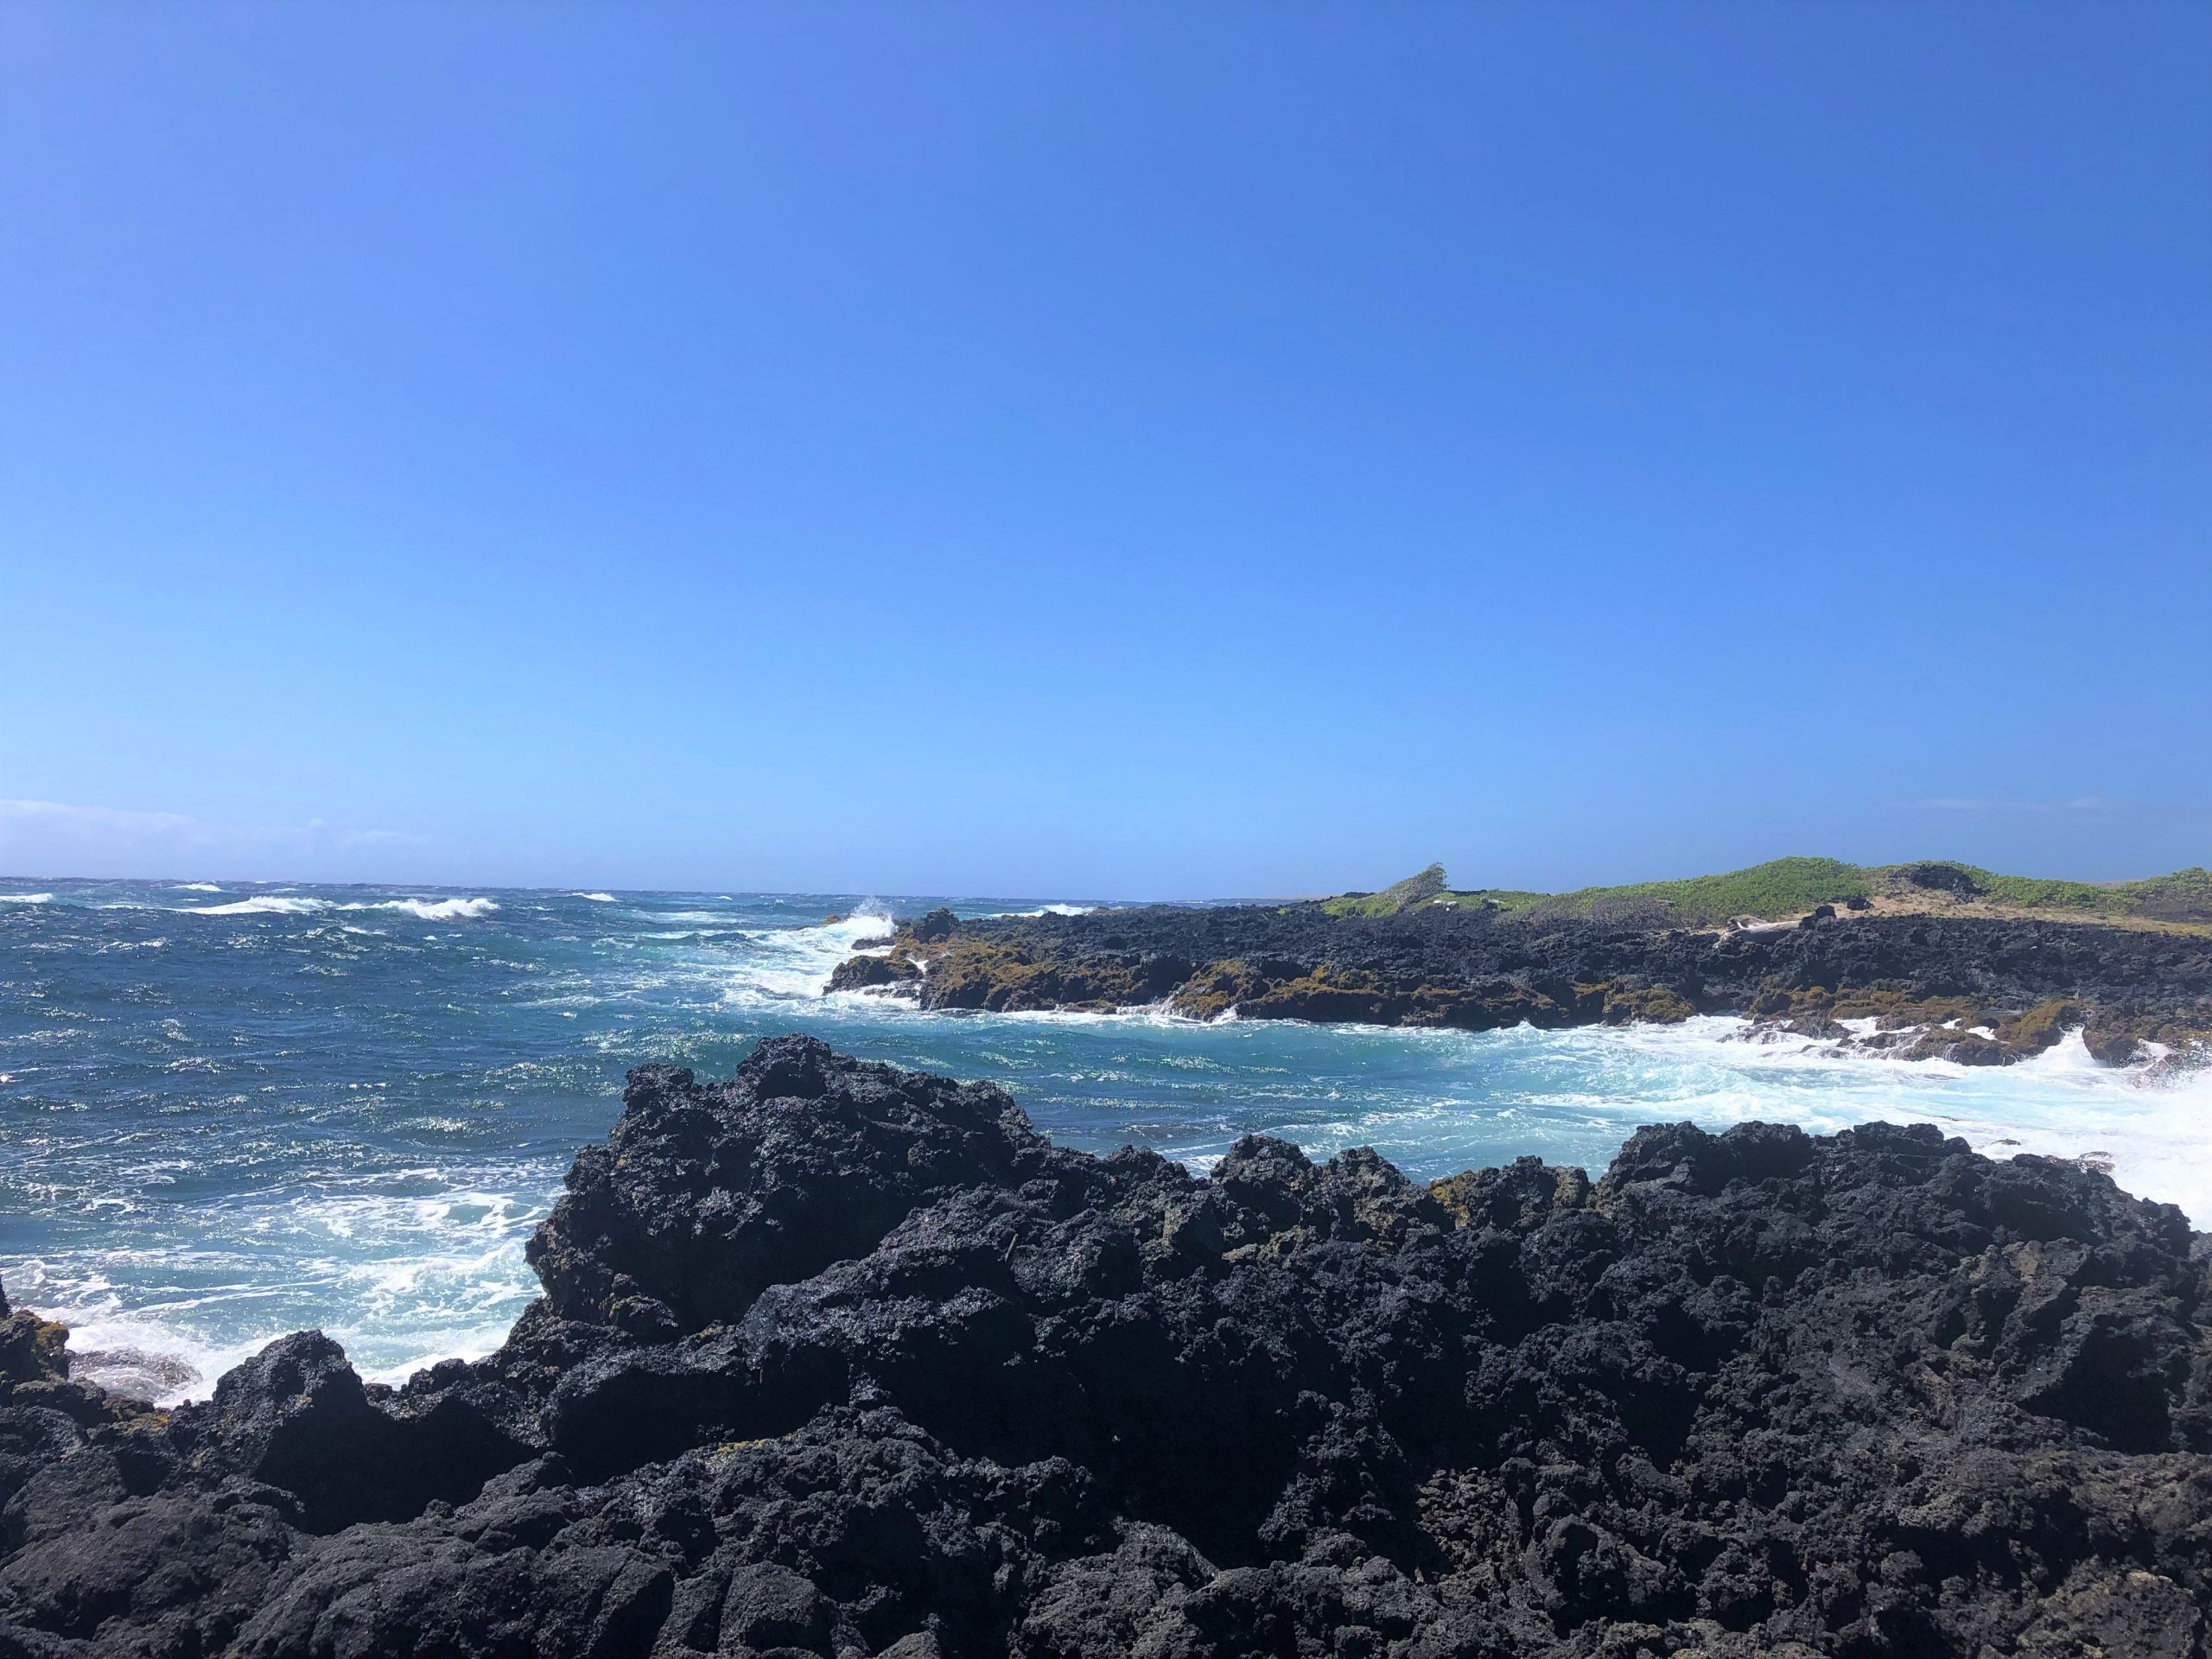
[[570, 892, 619, 903], [0, 893, 54, 905], [184, 894, 497, 922], [354, 897, 499, 922], [174, 883, 223, 893], [186, 896, 330, 916], [675, 905, 900, 1005]]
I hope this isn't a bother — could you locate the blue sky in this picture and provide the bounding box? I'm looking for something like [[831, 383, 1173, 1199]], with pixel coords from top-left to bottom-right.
[[2, 4, 2205, 899]]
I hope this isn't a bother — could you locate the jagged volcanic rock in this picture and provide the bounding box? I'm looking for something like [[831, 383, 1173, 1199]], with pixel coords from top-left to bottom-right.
[[840, 905, 2212, 1065], [3, 1035, 2209, 1656]]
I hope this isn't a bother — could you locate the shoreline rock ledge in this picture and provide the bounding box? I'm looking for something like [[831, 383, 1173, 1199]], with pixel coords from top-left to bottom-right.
[[3, 1036, 2209, 1658], [828, 906, 2212, 1068]]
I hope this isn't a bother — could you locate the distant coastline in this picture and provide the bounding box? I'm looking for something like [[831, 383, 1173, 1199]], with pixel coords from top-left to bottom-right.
[[1325, 855, 2212, 931], [829, 858, 2212, 1070]]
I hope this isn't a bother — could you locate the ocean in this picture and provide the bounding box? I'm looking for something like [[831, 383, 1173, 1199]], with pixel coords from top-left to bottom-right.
[[3, 878, 2205, 1406]]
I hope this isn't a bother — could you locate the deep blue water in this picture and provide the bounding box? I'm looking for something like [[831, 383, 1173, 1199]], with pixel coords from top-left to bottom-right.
[[3, 878, 2203, 1402]]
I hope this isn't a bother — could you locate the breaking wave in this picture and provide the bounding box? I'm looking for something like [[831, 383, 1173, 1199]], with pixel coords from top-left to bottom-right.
[[185, 895, 499, 920], [10, 1176, 552, 1406], [185, 895, 329, 916], [372, 897, 499, 922]]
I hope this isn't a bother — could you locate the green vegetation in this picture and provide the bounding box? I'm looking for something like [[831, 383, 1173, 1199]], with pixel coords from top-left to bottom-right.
[[1915, 863, 2212, 922], [1439, 856, 1870, 925], [2114, 867, 2212, 921], [1323, 862, 1447, 918], [1337, 858, 2212, 927], [1939, 867, 2110, 910]]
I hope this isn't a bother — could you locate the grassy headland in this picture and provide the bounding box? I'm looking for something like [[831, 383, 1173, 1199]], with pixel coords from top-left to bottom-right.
[[1331, 856, 2212, 929]]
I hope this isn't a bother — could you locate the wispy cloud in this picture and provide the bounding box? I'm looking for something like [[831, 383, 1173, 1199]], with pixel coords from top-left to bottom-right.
[[0, 799, 434, 880]]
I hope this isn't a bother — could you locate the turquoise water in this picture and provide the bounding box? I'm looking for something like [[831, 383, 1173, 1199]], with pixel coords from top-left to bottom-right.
[[3, 878, 2205, 1403]]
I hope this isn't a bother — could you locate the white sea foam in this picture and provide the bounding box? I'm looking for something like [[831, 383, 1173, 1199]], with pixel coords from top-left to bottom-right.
[[571, 893, 619, 903], [1505, 1017, 2212, 1225], [42, 1294, 529, 1407], [365, 897, 499, 922], [186, 895, 329, 916], [795, 988, 2212, 1224], [701, 905, 897, 1006], [8, 1177, 554, 1405], [184, 895, 499, 921], [0, 893, 54, 905], [39, 1308, 249, 1406], [985, 999, 1199, 1030], [175, 882, 223, 893]]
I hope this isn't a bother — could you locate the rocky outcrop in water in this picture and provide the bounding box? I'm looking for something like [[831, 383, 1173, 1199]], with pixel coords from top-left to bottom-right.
[[3, 1034, 2209, 1656], [832, 905, 2212, 1066]]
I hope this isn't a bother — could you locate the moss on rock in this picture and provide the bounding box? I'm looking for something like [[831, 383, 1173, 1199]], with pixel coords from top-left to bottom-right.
[[1599, 983, 1694, 1025]]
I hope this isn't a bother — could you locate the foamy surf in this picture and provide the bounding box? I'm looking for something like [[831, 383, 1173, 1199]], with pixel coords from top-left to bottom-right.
[[41, 1298, 531, 1408], [30, 1306, 249, 1406], [368, 897, 499, 921], [7, 1176, 552, 1405], [798, 993, 2212, 1224], [1484, 1016, 2212, 1226], [184, 894, 499, 920], [185, 894, 329, 915], [713, 906, 896, 1005]]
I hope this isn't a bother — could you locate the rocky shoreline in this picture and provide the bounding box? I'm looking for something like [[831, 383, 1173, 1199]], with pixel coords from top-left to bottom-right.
[[3, 1035, 2209, 1656], [829, 903, 2212, 1068]]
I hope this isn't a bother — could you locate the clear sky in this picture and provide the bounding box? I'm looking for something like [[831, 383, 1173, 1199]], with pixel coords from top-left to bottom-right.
[[2, 3, 2206, 899]]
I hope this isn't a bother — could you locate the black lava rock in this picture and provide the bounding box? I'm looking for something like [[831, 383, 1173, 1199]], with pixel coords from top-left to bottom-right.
[[906, 908, 961, 944], [875, 904, 2212, 1061], [3, 1034, 2208, 1657]]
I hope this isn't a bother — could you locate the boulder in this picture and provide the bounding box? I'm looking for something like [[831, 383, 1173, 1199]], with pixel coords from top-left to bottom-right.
[[825, 952, 921, 994]]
